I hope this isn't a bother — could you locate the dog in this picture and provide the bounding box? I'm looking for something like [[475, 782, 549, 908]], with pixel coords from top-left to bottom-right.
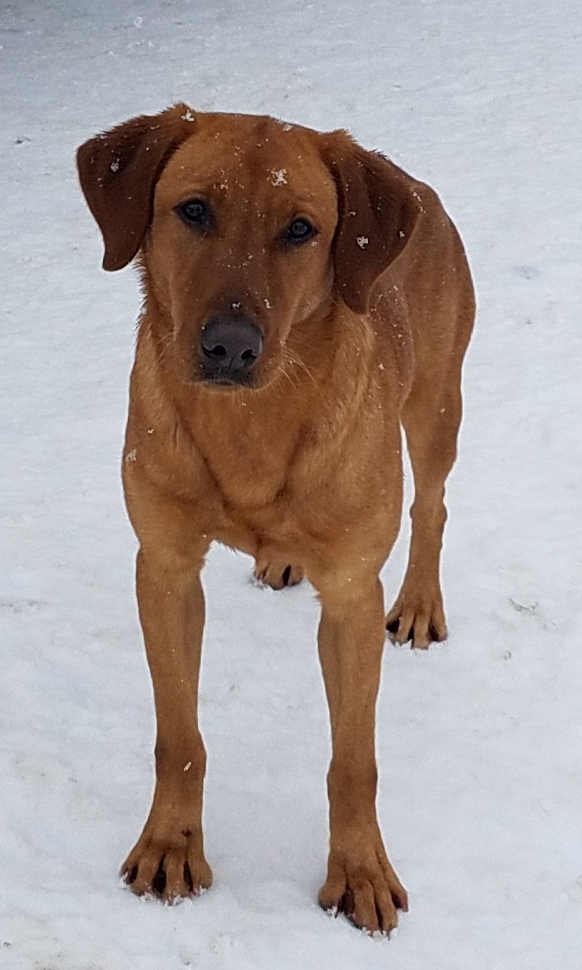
[[77, 104, 475, 935]]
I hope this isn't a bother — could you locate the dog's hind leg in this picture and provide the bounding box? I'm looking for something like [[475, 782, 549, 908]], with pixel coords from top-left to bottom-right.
[[386, 367, 465, 649], [253, 545, 304, 590], [253, 558, 304, 590]]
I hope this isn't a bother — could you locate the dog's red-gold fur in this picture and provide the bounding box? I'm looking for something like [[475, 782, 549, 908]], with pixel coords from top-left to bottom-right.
[[77, 105, 474, 934]]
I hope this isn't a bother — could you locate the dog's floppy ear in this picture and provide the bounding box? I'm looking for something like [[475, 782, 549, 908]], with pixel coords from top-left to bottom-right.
[[76, 104, 197, 271], [324, 132, 421, 314]]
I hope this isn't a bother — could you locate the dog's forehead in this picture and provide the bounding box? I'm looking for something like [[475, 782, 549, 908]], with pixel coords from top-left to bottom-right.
[[160, 113, 335, 204]]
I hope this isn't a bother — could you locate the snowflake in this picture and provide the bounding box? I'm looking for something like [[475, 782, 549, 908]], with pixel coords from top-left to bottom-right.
[[270, 169, 288, 186]]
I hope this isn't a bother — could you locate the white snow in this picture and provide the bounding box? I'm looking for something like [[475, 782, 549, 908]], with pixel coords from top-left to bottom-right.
[[270, 169, 288, 186], [1, 1, 581, 968]]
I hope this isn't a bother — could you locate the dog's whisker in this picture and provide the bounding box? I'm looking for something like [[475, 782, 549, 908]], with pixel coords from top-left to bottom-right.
[[278, 359, 301, 391], [153, 331, 177, 366], [283, 347, 317, 387]]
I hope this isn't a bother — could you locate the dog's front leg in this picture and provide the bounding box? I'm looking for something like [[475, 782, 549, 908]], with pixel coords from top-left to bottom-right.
[[121, 544, 212, 902], [316, 573, 408, 934]]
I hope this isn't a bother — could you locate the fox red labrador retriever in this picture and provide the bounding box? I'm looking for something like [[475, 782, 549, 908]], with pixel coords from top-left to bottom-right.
[[77, 105, 474, 934]]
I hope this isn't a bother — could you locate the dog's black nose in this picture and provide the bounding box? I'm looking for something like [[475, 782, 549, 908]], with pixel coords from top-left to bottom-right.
[[200, 314, 263, 384]]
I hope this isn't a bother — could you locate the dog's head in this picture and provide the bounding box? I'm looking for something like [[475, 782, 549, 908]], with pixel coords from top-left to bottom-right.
[[77, 105, 419, 390]]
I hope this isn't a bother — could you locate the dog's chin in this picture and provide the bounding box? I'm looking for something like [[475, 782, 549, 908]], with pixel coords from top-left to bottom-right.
[[185, 358, 284, 393]]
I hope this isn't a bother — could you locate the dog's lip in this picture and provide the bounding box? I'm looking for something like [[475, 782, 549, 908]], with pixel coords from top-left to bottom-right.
[[197, 373, 255, 390]]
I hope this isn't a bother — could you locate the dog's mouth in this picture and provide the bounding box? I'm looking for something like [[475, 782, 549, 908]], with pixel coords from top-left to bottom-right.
[[198, 369, 257, 389]]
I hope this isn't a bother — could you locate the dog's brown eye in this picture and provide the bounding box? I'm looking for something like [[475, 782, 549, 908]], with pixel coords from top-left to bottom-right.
[[285, 218, 317, 244], [177, 199, 211, 228]]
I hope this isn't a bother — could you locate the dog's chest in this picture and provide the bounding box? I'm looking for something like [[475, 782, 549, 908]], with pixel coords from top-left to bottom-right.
[[190, 413, 336, 544], [182, 381, 399, 554], [207, 437, 296, 511], [190, 400, 287, 488]]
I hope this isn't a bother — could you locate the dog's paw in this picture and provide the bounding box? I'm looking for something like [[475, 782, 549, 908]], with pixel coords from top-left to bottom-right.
[[121, 834, 212, 903], [386, 584, 447, 649], [318, 837, 408, 935], [253, 559, 304, 590]]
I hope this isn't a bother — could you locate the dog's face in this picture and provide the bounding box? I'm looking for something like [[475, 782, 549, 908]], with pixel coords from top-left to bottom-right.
[[77, 105, 419, 391], [146, 115, 338, 389]]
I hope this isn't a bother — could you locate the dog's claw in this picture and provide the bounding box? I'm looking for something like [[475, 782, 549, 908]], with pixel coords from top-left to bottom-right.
[[253, 560, 304, 590], [318, 834, 408, 936], [386, 585, 447, 649]]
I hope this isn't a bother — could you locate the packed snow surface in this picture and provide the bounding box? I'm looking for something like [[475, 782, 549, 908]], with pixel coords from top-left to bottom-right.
[[1, 1, 581, 968]]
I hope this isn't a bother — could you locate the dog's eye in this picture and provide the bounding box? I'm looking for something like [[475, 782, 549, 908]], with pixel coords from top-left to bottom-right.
[[284, 218, 317, 244], [177, 199, 211, 228]]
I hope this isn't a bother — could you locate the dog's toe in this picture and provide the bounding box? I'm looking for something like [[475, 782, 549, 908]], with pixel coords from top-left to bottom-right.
[[319, 834, 408, 936], [121, 835, 212, 903], [386, 585, 447, 649], [253, 559, 304, 590]]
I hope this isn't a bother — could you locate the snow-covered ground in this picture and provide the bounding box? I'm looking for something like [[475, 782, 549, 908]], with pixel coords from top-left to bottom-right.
[[1, 1, 581, 967]]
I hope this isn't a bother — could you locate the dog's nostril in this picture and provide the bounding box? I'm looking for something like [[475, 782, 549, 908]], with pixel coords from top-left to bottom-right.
[[206, 343, 227, 358]]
